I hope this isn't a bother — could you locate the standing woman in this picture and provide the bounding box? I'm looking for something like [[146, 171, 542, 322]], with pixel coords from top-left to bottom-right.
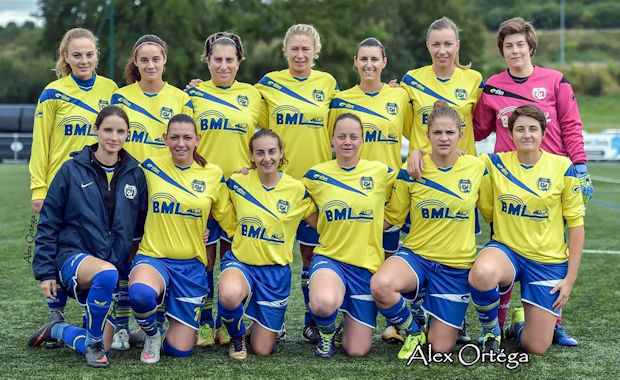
[[217, 129, 317, 360], [188, 32, 266, 348], [111, 34, 194, 349], [112, 34, 194, 164], [28, 106, 147, 368], [302, 113, 396, 358], [469, 105, 584, 354], [255, 24, 338, 343], [370, 101, 491, 360], [29, 28, 118, 333], [473, 18, 592, 344], [128, 114, 234, 364]]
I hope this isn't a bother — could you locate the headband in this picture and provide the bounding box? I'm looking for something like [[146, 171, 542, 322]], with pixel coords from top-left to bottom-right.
[[133, 41, 166, 58]]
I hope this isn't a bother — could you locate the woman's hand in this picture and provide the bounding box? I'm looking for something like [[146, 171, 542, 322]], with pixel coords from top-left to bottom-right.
[[233, 167, 250, 175], [407, 149, 427, 180], [201, 228, 210, 245], [32, 199, 44, 213], [41, 279, 57, 299], [550, 277, 575, 311], [185, 78, 203, 90]]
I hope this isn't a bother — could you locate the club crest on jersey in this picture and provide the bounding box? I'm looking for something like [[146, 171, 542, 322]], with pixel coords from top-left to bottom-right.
[[386, 102, 398, 115], [312, 89, 325, 102], [360, 176, 374, 191], [532, 87, 547, 100], [160, 107, 173, 120], [237, 95, 249, 107], [455, 88, 467, 101], [98, 100, 109, 110], [537, 177, 551, 191], [458, 179, 472, 193], [276, 199, 290, 215], [124, 184, 137, 200], [192, 179, 206, 193]]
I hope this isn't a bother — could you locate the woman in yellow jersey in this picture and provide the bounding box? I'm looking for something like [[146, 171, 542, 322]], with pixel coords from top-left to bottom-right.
[[128, 114, 234, 364], [302, 113, 396, 358], [188, 32, 266, 347], [111, 34, 193, 164], [255, 24, 338, 343], [29, 27, 118, 344], [371, 101, 491, 361], [468, 105, 584, 355], [217, 129, 317, 360]]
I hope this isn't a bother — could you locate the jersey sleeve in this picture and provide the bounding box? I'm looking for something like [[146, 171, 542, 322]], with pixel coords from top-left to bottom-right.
[[472, 78, 485, 115], [212, 175, 236, 237], [556, 77, 587, 164], [476, 163, 493, 223], [29, 95, 57, 200], [301, 189, 317, 219], [385, 167, 397, 203], [402, 99, 414, 141], [256, 96, 268, 129], [384, 168, 411, 226], [562, 164, 585, 227], [32, 163, 70, 280], [473, 90, 495, 141], [182, 92, 194, 115]]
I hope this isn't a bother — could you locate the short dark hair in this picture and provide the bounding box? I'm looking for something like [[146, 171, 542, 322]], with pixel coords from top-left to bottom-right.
[[356, 37, 385, 58], [497, 17, 537, 57], [332, 113, 363, 136], [94, 105, 129, 131], [507, 105, 547, 134], [248, 129, 288, 169]]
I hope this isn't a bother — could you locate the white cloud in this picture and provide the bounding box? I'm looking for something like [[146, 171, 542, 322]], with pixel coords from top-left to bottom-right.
[[0, 0, 42, 27]]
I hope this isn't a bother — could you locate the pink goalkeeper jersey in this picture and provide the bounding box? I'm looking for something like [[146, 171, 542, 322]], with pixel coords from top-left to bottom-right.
[[473, 66, 587, 164]]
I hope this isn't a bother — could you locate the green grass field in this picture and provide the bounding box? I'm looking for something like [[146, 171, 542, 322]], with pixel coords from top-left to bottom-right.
[[0, 163, 618, 379]]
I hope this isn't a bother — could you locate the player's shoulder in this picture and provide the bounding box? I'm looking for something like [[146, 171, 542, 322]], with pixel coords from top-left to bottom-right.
[[113, 82, 138, 96], [163, 82, 190, 99], [94, 75, 118, 88], [541, 150, 572, 168]]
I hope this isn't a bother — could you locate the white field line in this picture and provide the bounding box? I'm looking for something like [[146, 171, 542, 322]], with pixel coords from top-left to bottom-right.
[[592, 175, 620, 184]]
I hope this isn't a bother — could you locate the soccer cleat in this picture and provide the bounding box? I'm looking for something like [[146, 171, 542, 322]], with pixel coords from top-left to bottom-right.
[[215, 325, 230, 346], [381, 325, 404, 344], [44, 311, 65, 348], [334, 322, 343, 347], [111, 329, 130, 351], [553, 325, 578, 346], [482, 333, 501, 353], [129, 328, 146, 348], [85, 341, 109, 368], [302, 323, 320, 344], [314, 331, 335, 358], [456, 323, 472, 344], [27, 311, 64, 347], [277, 322, 287, 342], [398, 332, 426, 360], [140, 330, 161, 364], [196, 324, 215, 348], [229, 336, 247, 360]]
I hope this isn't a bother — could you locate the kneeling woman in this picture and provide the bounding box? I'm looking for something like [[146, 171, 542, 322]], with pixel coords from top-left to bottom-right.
[[469, 105, 584, 354], [371, 101, 491, 359], [128, 114, 234, 364], [217, 129, 317, 360], [302, 113, 396, 358], [29, 106, 147, 368]]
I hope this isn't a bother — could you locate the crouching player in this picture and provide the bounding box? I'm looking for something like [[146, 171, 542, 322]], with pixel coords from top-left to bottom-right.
[[28, 106, 147, 368], [371, 101, 491, 359], [469, 105, 585, 354]]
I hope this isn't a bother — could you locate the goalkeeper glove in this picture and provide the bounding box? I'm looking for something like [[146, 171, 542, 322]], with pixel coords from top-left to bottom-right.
[[574, 163, 593, 204]]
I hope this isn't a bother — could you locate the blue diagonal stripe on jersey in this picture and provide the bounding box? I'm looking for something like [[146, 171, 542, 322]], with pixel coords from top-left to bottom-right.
[[397, 168, 414, 182], [329, 98, 390, 121], [303, 170, 367, 197], [401, 75, 457, 106], [488, 154, 539, 198], [257, 76, 317, 106], [141, 159, 196, 197], [415, 177, 463, 199], [227, 178, 279, 220], [39, 89, 99, 114], [186, 88, 240, 111], [111, 94, 164, 125]]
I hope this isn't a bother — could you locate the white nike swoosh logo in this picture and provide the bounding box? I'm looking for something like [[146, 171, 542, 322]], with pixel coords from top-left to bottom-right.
[[81, 182, 93, 188]]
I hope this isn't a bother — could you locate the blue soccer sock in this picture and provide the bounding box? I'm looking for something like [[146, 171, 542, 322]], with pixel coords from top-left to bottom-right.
[[200, 270, 215, 328], [301, 267, 312, 325], [58, 325, 86, 355], [47, 284, 67, 312], [157, 304, 167, 334], [112, 279, 130, 332], [85, 270, 118, 344], [129, 283, 159, 336], [470, 284, 501, 337], [310, 309, 338, 334], [217, 299, 245, 338], [378, 297, 420, 335], [163, 338, 192, 357]]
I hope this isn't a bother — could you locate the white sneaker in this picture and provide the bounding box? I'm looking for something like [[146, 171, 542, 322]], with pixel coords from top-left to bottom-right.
[[141, 330, 161, 364], [111, 329, 130, 350]]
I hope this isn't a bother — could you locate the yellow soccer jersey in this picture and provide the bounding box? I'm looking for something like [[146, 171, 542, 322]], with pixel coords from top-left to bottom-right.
[[255, 69, 338, 179], [189, 80, 267, 178], [138, 156, 233, 265], [328, 84, 413, 171], [385, 155, 491, 269], [29, 74, 118, 200], [302, 159, 396, 273], [227, 170, 316, 266], [111, 82, 193, 163], [401, 65, 483, 155], [480, 151, 584, 263]]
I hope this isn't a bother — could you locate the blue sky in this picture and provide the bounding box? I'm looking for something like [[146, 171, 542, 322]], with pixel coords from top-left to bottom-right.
[[0, 0, 42, 27]]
